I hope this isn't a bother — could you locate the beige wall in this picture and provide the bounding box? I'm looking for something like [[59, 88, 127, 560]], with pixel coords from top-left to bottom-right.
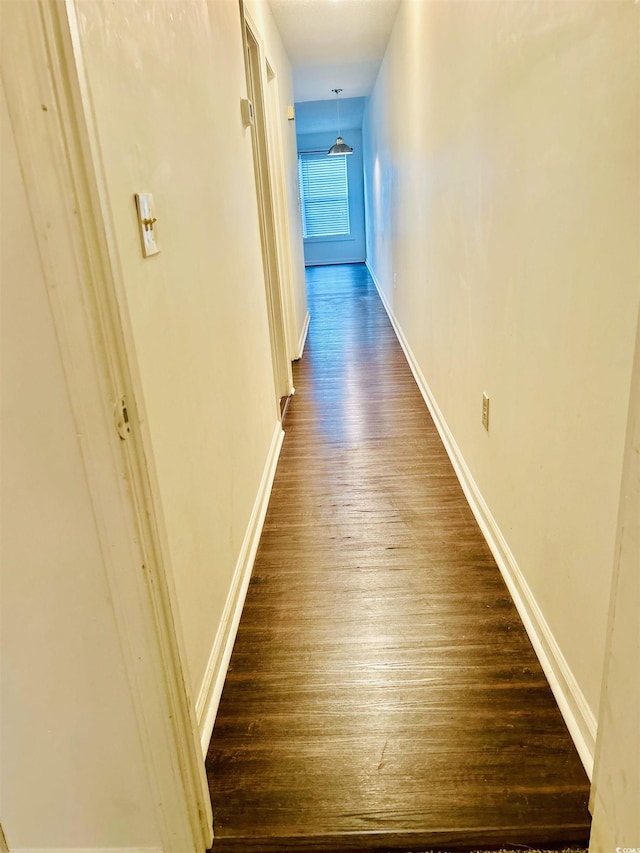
[[364, 0, 639, 754], [73, 0, 296, 700], [0, 78, 160, 850], [2, 0, 305, 845]]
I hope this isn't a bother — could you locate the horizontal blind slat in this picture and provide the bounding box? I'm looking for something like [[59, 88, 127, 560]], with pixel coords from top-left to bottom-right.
[[298, 152, 350, 239]]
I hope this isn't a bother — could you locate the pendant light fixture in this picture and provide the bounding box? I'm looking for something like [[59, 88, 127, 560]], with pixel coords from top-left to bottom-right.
[[328, 88, 353, 156]]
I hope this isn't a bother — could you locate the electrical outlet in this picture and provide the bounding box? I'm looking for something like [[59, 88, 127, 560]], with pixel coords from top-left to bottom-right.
[[393, 272, 397, 289], [482, 393, 490, 431]]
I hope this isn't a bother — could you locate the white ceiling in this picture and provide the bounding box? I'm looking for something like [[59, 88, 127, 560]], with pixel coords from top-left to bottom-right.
[[269, 0, 401, 103]]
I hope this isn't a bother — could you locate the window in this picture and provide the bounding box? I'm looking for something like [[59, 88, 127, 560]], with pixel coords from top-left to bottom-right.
[[298, 152, 350, 239]]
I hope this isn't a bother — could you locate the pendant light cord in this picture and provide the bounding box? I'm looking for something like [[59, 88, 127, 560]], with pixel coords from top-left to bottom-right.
[[333, 88, 342, 139], [327, 88, 352, 155]]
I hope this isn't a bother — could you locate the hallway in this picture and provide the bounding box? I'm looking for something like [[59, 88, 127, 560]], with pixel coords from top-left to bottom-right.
[[206, 264, 591, 852]]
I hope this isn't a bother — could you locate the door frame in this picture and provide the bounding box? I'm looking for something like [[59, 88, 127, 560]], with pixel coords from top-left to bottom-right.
[[264, 58, 301, 365], [0, 1, 212, 849], [240, 3, 294, 404]]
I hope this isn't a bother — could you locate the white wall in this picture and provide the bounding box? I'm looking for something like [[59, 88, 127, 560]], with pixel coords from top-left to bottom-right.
[[363, 0, 639, 769], [72, 0, 295, 704], [0, 78, 160, 851]]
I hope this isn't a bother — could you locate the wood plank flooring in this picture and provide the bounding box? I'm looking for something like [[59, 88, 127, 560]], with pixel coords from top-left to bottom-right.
[[206, 263, 591, 852]]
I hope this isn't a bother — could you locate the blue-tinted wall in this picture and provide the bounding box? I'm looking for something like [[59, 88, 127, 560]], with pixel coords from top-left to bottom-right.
[[296, 130, 366, 266]]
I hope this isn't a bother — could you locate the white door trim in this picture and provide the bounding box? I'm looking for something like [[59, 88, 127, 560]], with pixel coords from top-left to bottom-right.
[[241, 3, 294, 401], [0, 2, 212, 849], [264, 58, 299, 366]]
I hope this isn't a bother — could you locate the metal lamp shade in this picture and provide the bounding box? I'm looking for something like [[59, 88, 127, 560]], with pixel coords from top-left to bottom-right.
[[328, 137, 353, 156]]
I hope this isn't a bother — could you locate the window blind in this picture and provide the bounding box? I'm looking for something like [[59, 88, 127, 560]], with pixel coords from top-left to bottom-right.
[[298, 152, 350, 239]]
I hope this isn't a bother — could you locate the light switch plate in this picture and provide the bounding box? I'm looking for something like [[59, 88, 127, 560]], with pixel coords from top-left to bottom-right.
[[482, 393, 490, 431], [134, 193, 160, 257]]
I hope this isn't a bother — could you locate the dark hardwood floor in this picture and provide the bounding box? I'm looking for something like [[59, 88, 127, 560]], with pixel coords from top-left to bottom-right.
[[206, 263, 591, 852]]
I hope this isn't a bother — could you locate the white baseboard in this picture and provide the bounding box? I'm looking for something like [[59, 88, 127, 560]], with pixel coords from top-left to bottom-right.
[[196, 422, 285, 756], [366, 261, 597, 779], [297, 311, 310, 360]]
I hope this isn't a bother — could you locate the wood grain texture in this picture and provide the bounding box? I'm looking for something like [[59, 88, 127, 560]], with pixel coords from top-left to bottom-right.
[[206, 263, 591, 852]]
